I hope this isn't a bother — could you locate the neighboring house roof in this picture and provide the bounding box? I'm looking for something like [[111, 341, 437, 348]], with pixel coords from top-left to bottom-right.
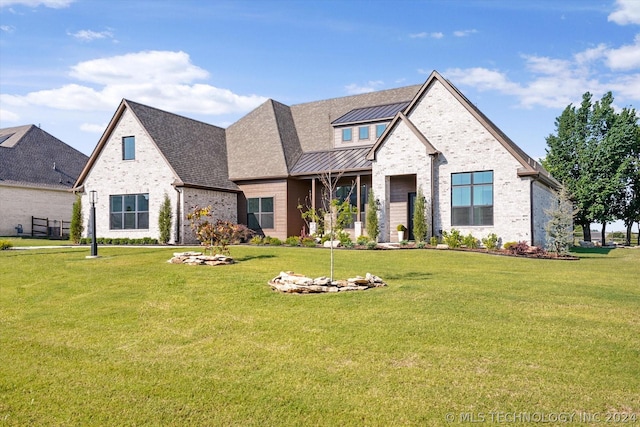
[[75, 100, 238, 192], [227, 85, 421, 180], [0, 124, 88, 190], [368, 71, 560, 189], [290, 147, 373, 177]]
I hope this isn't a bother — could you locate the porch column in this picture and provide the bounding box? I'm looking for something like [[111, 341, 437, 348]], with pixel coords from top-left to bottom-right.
[[311, 178, 316, 211], [355, 174, 362, 222]]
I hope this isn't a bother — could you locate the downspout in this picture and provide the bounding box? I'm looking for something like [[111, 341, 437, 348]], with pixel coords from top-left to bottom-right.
[[175, 186, 183, 245], [529, 178, 536, 246], [430, 153, 438, 239]]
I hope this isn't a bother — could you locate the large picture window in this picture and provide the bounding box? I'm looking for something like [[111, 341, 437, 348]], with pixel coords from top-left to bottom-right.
[[248, 197, 274, 230], [335, 184, 367, 227], [451, 171, 493, 226], [123, 136, 135, 160], [110, 194, 149, 229]]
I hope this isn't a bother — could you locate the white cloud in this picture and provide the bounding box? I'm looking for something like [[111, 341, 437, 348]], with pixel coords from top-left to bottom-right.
[[608, 0, 640, 25], [68, 29, 114, 42], [0, 108, 20, 122], [80, 123, 107, 133], [3, 50, 268, 116], [0, 0, 74, 8], [444, 33, 640, 110], [607, 34, 640, 70], [1, 25, 15, 33], [453, 29, 478, 37], [345, 80, 384, 95], [409, 31, 444, 39], [70, 50, 208, 85]]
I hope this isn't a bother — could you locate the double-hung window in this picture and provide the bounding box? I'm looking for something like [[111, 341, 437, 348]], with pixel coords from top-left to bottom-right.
[[110, 194, 149, 229], [451, 171, 493, 226], [248, 197, 274, 230], [122, 136, 135, 160], [375, 124, 387, 138]]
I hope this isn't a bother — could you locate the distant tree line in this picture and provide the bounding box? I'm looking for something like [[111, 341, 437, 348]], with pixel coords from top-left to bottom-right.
[[543, 91, 640, 245]]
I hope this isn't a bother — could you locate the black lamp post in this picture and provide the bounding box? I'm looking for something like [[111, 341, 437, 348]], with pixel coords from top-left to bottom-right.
[[90, 190, 98, 257]]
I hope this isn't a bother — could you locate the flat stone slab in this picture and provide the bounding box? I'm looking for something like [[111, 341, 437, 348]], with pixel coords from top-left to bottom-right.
[[269, 271, 387, 293]]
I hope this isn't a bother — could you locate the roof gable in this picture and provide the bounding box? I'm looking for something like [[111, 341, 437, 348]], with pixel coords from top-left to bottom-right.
[[368, 70, 559, 188], [0, 124, 88, 189], [75, 100, 238, 192]]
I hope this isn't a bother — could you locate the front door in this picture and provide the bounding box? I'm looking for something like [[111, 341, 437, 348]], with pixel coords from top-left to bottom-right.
[[408, 192, 416, 241]]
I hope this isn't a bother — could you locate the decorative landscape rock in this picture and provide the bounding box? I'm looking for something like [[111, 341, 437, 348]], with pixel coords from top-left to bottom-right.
[[168, 252, 234, 265], [269, 271, 387, 293]]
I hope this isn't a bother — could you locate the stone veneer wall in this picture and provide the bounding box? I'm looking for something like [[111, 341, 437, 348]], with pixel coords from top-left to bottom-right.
[[180, 187, 237, 244], [373, 79, 538, 244]]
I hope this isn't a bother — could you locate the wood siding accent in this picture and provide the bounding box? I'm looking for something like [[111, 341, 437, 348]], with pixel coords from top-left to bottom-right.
[[237, 180, 288, 239], [389, 175, 416, 242]]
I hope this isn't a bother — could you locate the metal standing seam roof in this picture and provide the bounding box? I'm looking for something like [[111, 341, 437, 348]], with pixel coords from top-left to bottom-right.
[[289, 147, 373, 176], [331, 101, 411, 125]]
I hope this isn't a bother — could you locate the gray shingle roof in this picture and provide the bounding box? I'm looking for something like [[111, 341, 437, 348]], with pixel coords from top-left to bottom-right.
[[226, 85, 421, 180], [0, 124, 88, 190], [124, 100, 238, 191], [226, 99, 301, 181], [331, 101, 411, 125]]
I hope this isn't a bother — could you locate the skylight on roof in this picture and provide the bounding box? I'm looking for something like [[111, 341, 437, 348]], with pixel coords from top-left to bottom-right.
[[0, 133, 15, 146]]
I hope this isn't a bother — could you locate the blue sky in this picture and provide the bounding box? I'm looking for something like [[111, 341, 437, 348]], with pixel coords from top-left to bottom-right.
[[1, 0, 638, 164]]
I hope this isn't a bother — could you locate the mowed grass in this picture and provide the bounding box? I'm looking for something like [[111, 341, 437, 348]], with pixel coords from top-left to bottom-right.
[[1, 245, 638, 426]]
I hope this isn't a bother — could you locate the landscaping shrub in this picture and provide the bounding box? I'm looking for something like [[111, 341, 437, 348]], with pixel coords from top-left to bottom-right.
[[158, 193, 172, 244], [250, 236, 264, 245], [0, 240, 13, 250], [482, 233, 500, 250], [301, 237, 317, 247], [337, 231, 352, 247], [429, 236, 438, 246], [503, 241, 518, 251], [365, 188, 379, 242], [356, 235, 370, 246], [70, 195, 83, 244], [506, 241, 548, 256], [399, 240, 409, 246], [442, 229, 463, 248], [462, 233, 479, 249], [412, 187, 428, 243], [416, 241, 426, 249], [285, 236, 301, 246], [366, 241, 378, 250], [269, 237, 283, 246]]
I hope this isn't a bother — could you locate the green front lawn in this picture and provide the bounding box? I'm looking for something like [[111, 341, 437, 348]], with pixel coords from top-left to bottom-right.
[[1, 246, 638, 425]]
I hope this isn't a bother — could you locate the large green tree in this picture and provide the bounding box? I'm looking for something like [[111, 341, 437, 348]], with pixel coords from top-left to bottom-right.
[[543, 93, 593, 241], [544, 91, 639, 242]]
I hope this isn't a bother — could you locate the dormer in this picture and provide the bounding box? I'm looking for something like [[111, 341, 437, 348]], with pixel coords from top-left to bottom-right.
[[331, 101, 410, 149]]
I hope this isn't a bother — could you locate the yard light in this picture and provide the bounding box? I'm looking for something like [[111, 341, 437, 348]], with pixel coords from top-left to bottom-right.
[[89, 190, 98, 258]]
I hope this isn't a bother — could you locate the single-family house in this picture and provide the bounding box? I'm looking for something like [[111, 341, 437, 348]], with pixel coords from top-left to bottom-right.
[[74, 71, 559, 246], [0, 125, 88, 237]]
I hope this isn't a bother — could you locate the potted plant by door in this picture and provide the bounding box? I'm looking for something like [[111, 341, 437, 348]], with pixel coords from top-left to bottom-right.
[[397, 224, 407, 242]]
